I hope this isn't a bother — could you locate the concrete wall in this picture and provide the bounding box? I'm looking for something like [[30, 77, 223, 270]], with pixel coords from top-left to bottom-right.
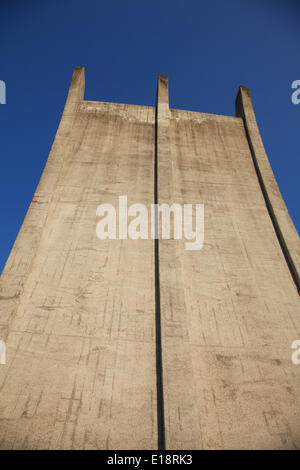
[[0, 68, 157, 449], [159, 97, 300, 449], [0, 68, 299, 449]]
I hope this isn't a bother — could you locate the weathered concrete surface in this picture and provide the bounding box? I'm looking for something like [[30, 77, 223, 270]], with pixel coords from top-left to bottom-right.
[[0, 68, 299, 449], [0, 67, 157, 449], [158, 77, 300, 449]]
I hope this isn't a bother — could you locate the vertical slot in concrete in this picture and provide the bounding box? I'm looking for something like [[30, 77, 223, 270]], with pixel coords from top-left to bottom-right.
[[154, 75, 167, 450]]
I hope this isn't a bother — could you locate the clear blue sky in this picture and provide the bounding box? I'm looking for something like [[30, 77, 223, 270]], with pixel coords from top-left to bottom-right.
[[0, 0, 299, 273]]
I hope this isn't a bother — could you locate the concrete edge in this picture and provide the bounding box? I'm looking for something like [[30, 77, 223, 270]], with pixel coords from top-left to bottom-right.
[[0, 66, 85, 342], [236, 85, 300, 294]]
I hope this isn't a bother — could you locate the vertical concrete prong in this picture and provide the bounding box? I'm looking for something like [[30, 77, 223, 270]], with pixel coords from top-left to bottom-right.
[[64, 66, 85, 112], [236, 86, 300, 293]]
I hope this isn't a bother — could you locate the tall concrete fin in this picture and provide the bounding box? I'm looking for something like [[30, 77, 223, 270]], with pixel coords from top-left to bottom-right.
[[0, 67, 157, 449], [236, 86, 300, 294], [0, 66, 85, 342], [156, 75, 203, 449]]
